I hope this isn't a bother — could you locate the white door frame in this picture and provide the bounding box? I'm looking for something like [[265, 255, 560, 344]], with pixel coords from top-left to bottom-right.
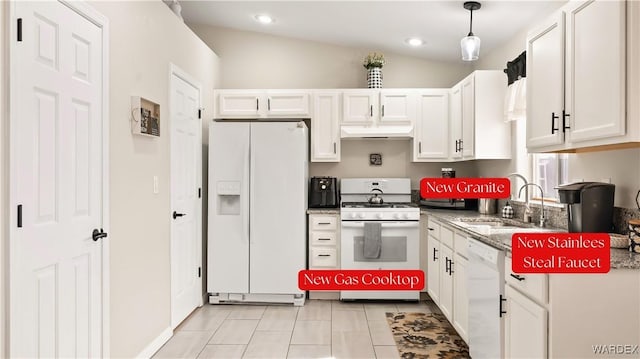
[[169, 63, 203, 328], [7, 1, 110, 356]]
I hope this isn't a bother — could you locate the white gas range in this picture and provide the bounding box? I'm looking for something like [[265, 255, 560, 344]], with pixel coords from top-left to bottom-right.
[[340, 178, 421, 301]]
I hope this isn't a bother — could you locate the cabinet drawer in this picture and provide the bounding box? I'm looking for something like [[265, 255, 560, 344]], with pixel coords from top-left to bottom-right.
[[311, 231, 337, 246], [427, 218, 441, 239], [310, 247, 338, 268], [310, 215, 338, 230], [440, 225, 454, 249], [505, 256, 548, 304], [454, 232, 469, 258]]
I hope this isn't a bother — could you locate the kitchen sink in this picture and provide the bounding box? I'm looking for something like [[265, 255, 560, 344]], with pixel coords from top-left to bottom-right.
[[450, 217, 556, 234]]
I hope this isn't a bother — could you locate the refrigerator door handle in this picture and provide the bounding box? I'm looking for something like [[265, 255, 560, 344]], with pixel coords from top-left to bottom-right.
[[248, 136, 255, 245]]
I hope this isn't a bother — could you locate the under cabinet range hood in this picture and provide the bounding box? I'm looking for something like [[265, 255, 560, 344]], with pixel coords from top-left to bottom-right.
[[340, 125, 414, 139]]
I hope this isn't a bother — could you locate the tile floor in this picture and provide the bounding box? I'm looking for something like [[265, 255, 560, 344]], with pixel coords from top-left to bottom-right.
[[153, 299, 437, 359]]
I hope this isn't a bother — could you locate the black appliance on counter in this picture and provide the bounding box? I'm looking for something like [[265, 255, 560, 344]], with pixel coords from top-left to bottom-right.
[[556, 182, 615, 233], [420, 167, 478, 210], [309, 177, 339, 208]]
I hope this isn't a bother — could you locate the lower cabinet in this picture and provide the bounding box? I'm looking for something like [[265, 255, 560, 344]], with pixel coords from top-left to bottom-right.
[[439, 244, 454, 321], [504, 285, 547, 359], [308, 213, 340, 300], [425, 217, 468, 343]]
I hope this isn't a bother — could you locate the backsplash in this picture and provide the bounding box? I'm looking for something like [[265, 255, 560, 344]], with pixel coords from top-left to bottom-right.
[[413, 189, 640, 234]]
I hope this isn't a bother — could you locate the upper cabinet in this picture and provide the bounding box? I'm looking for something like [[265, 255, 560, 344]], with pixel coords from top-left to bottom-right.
[[449, 71, 511, 161], [527, 0, 634, 152], [214, 90, 311, 119], [413, 89, 449, 161], [341, 89, 415, 126], [312, 92, 341, 162]]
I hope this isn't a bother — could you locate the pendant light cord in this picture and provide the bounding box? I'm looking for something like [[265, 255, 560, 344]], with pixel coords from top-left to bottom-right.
[[468, 9, 474, 36]]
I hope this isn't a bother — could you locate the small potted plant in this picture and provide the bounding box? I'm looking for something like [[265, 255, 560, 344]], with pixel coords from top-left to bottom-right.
[[363, 52, 385, 88]]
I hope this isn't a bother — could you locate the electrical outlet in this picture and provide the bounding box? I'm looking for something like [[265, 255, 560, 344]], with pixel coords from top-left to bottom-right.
[[153, 176, 159, 194]]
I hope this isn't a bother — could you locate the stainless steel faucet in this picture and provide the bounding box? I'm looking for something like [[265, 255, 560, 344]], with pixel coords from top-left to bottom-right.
[[507, 173, 529, 202], [519, 183, 546, 227]]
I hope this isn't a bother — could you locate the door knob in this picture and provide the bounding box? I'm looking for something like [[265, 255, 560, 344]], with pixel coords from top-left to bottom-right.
[[92, 228, 107, 242], [173, 211, 186, 219]]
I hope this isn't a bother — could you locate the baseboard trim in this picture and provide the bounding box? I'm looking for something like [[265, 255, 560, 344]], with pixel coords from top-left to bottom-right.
[[136, 327, 173, 359]]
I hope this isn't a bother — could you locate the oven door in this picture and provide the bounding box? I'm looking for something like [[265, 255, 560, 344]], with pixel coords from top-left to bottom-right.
[[340, 221, 420, 300]]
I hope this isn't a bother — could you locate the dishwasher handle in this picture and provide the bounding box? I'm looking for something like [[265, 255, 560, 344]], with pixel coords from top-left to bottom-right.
[[510, 273, 526, 281]]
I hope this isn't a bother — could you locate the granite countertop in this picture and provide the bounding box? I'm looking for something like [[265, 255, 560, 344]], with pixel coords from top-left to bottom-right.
[[307, 208, 340, 215], [420, 207, 640, 270]]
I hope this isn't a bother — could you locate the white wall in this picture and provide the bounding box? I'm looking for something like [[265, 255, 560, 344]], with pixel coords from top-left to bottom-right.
[[189, 24, 477, 186], [88, 2, 220, 357]]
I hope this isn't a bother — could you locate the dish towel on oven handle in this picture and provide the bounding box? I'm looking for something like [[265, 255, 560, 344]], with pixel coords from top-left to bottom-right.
[[363, 222, 382, 259]]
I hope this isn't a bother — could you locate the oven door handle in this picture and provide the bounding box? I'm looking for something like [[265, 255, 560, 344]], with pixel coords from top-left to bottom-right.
[[341, 222, 419, 228]]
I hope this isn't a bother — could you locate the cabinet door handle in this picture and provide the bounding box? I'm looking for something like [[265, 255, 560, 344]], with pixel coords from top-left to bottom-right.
[[459, 139, 463, 152], [449, 259, 454, 275], [318, 222, 331, 225], [428, 227, 434, 231], [370, 105, 373, 117], [419, 142, 422, 153], [499, 294, 507, 317], [562, 110, 570, 132], [382, 104, 385, 117], [268, 98, 271, 111], [445, 257, 450, 274], [551, 112, 559, 134], [454, 140, 459, 153], [333, 142, 337, 154], [256, 98, 259, 111], [510, 273, 525, 281], [318, 238, 331, 241], [432, 247, 438, 261], [318, 254, 331, 257]]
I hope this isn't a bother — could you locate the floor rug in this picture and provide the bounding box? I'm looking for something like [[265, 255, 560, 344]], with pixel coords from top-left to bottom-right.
[[386, 312, 470, 359]]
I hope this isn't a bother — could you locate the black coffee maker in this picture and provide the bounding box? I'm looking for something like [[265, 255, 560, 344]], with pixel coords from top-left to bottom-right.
[[556, 182, 615, 233], [309, 177, 339, 208]]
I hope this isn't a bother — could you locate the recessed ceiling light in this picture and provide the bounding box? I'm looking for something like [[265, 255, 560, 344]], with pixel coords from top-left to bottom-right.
[[405, 37, 425, 47], [254, 14, 274, 24]]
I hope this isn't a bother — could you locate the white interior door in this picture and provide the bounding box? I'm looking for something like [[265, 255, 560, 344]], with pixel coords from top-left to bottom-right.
[[11, 1, 104, 357], [170, 70, 202, 328]]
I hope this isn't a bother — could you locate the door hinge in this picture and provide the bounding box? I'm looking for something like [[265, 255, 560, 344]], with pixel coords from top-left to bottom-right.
[[198, 187, 201, 198], [17, 18, 22, 42], [198, 267, 201, 278], [17, 204, 22, 228]]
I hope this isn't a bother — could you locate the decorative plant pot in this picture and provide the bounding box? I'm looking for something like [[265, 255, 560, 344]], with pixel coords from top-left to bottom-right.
[[629, 219, 640, 253], [367, 67, 383, 88]]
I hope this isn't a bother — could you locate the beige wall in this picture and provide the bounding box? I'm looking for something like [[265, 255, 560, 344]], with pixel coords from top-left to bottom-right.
[[189, 24, 476, 186], [189, 25, 472, 89], [1, 1, 7, 356], [89, 2, 220, 357]]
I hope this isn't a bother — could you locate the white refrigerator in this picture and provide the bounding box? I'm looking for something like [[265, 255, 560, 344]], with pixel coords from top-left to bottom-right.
[[207, 121, 308, 305]]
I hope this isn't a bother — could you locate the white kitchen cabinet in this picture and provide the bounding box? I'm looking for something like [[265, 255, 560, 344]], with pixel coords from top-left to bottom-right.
[[214, 90, 311, 119], [413, 89, 449, 161], [439, 243, 454, 322], [450, 71, 510, 160], [527, 0, 628, 152], [308, 213, 340, 300], [342, 89, 415, 126], [452, 252, 469, 343], [312, 92, 341, 162], [342, 90, 377, 125], [504, 285, 548, 359], [426, 218, 441, 303]]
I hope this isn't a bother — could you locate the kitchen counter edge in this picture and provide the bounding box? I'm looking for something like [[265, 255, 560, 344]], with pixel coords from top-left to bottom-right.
[[307, 208, 340, 215], [420, 208, 640, 270]]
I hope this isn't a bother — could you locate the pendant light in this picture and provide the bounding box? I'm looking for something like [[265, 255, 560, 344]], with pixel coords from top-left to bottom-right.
[[461, 1, 481, 61]]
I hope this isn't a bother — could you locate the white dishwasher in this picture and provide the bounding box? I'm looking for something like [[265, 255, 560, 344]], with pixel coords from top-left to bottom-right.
[[467, 238, 505, 359]]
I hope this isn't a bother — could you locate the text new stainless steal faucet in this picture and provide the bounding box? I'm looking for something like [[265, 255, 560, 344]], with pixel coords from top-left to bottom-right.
[[519, 183, 546, 227], [507, 173, 529, 202]]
